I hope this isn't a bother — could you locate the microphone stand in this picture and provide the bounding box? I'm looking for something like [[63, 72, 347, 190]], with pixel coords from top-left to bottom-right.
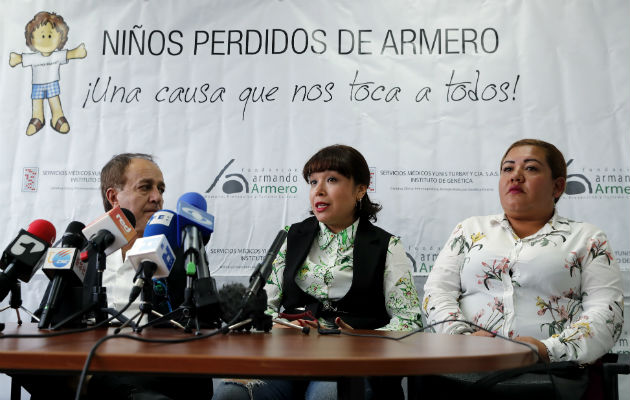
[[225, 285, 273, 333], [117, 267, 185, 333], [50, 232, 134, 330], [272, 318, 310, 334], [0, 282, 39, 325], [136, 277, 195, 334], [137, 226, 221, 335], [225, 230, 288, 334], [136, 267, 219, 335]]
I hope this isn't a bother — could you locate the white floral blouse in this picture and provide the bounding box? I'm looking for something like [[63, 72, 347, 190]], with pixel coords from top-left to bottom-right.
[[423, 211, 624, 364], [265, 219, 422, 331]]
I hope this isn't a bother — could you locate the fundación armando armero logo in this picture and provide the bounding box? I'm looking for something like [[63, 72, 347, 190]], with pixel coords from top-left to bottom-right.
[[564, 159, 630, 197], [206, 159, 250, 194], [205, 159, 299, 197], [565, 159, 592, 195]]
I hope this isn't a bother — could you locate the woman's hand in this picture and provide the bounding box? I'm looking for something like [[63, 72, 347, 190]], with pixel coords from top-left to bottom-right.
[[335, 317, 354, 331], [515, 336, 550, 363], [469, 331, 550, 363], [296, 317, 355, 331], [296, 319, 319, 329], [471, 330, 496, 337]]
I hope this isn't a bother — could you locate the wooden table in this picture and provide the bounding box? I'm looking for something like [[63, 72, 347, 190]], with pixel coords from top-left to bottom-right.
[[0, 323, 537, 399]]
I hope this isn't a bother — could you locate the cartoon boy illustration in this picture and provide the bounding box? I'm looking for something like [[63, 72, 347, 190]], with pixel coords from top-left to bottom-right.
[[9, 11, 86, 135]]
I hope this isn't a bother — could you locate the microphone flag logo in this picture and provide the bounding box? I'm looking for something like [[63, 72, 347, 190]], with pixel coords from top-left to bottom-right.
[[10, 233, 46, 256], [116, 213, 133, 233], [179, 203, 214, 230], [50, 249, 74, 268]]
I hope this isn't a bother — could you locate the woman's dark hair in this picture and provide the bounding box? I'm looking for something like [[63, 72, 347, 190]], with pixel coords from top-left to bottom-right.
[[501, 138, 567, 203], [302, 144, 382, 222]]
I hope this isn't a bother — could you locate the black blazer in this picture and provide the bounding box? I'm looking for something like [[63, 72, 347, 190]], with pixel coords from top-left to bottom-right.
[[281, 216, 392, 329]]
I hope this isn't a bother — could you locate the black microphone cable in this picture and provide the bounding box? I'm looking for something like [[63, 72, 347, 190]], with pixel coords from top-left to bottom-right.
[[69, 318, 543, 400], [335, 319, 541, 363], [337, 319, 584, 399], [73, 326, 224, 400], [334, 319, 554, 395]]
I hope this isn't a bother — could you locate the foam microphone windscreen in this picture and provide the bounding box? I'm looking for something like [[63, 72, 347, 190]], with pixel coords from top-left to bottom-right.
[[144, 210, 179, 251], [27, 219, 56, 246], [60, 221, 87, 248], [178, 192, 207, 212], [176, 192, 214, 245], [218, 282, 247, 324]]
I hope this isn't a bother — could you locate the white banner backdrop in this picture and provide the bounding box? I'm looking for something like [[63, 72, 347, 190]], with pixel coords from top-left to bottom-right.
[[1, 0, 629, 355]]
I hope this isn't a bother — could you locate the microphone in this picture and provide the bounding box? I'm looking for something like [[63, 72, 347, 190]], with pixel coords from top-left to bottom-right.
[[219, 230, 287, 333], [243, 230, 287, 306], [38, 221, 87, 329], [219, 282, 248, 323], [176, 192, 221, 328], [126, 210, 178, 302], [81, 206, 137, 256], [217, 282, 275, 333], [176, 192, 214, 279], [0, 220, 56, 302], [70, 207, 136, 327]]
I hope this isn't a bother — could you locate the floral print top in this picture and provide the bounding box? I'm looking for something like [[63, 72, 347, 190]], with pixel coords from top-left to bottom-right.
[[423, 211, 623, 364], [265, 219, 422, 331]]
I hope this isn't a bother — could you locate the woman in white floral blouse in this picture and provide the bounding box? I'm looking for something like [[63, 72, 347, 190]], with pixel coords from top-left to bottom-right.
[[421, 139, 623, 396], [214, 144, 421, 400]]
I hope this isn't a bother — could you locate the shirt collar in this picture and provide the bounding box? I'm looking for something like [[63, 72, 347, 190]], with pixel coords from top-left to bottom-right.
[[317, 218, 360, 250], [546, 209, 572, 233], [492, 208, 572, 238], [112, 247, 124, 262]]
